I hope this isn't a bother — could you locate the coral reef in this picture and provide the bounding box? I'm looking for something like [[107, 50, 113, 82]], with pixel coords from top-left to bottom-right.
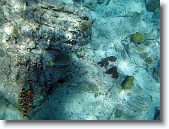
[[131, 32, 145, 44], [0, 0, 160, 120], [121, 76, 135, 90]]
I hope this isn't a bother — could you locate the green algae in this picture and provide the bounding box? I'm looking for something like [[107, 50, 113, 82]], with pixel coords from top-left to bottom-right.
[[121, 76, 135, 90], [131, 32, 145, 44]]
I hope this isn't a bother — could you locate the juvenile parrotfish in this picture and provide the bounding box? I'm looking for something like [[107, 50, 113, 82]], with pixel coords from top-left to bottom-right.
[[49, 52, 74, 66], [18, 88, 34, 119]]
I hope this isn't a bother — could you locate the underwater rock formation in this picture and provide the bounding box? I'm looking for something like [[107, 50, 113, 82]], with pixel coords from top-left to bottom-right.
[[0, 0, 91, 119]]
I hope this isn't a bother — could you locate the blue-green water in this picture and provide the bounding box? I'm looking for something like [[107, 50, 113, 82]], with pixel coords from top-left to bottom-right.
[[0, 0, 160, 120]]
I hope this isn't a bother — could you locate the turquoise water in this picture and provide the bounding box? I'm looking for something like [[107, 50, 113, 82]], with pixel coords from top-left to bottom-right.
[[0, 0, 160, 120]]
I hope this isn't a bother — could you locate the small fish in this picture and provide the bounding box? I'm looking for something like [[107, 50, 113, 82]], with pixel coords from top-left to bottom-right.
[[49, 52, 74, 66], [18, 88, 34, 119]]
